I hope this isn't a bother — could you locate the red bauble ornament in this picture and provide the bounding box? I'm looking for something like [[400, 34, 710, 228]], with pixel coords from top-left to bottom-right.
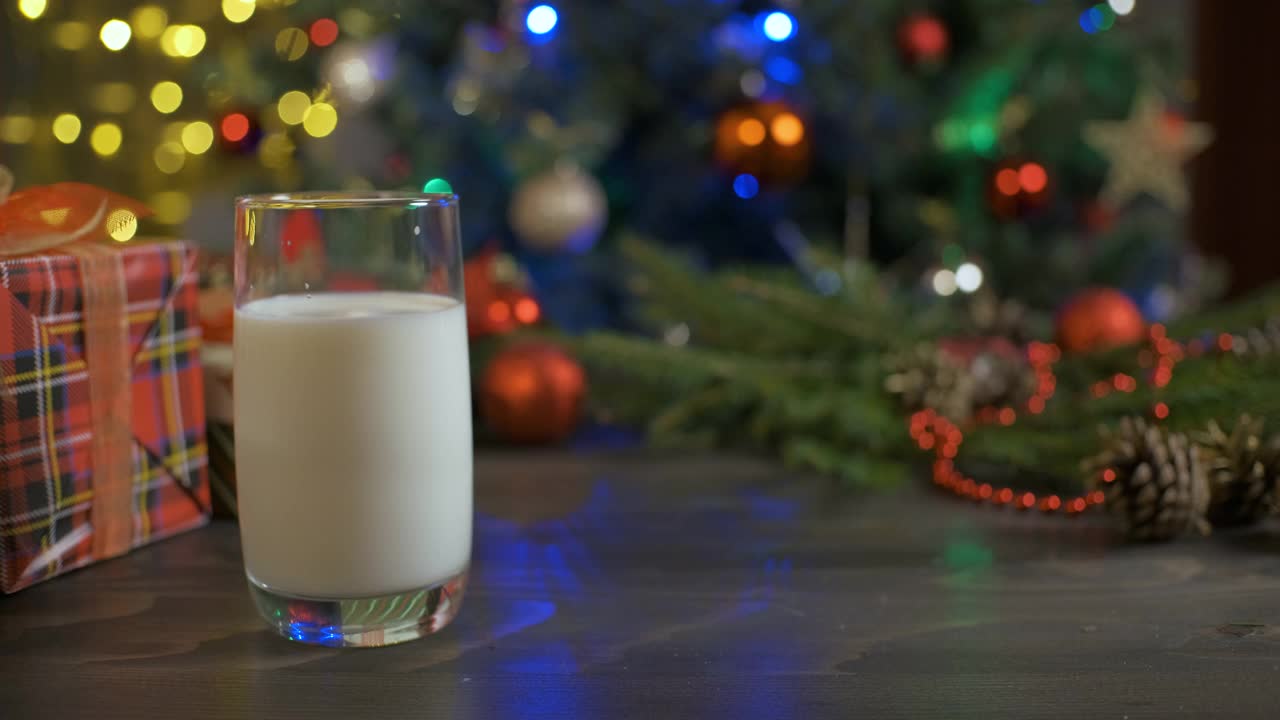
[[480, 342, 586, 444], [898, 12, 949, 64], [1056, 288, 1146, 353]]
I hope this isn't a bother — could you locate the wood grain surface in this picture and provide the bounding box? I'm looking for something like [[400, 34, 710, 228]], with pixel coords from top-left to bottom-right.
[[4, 450, 1280, 719]]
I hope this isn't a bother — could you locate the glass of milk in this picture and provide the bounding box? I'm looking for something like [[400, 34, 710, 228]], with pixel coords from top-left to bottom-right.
[[233, 192, 471, 647]]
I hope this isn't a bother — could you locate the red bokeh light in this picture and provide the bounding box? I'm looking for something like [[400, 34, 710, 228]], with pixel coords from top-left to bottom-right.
[[310, 18, 339, 47], [994, 168, 1021, 196], [1018, 162, 1048, 194], [221, 113, 250, 142]]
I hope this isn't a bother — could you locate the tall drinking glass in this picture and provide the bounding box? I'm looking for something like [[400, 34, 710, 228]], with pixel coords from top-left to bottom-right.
[[233, 192, 470, 647]]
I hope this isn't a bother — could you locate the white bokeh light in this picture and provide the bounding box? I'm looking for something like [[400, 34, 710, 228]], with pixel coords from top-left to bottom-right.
[[955, 262, 984, 293]]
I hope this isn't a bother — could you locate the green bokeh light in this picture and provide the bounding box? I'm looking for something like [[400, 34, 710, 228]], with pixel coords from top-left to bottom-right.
[[967, 122, 997, 155], [941, 243, 965, 269], [422, 177, 453, 193]]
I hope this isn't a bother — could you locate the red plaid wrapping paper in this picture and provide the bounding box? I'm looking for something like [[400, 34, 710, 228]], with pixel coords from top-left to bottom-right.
[[0, 241, 209, 593]]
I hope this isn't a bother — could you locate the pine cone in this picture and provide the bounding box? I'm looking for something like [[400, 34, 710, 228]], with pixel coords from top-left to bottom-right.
[[1196, 416, 1280, 527], [1085, 417, 1209, 542], [884, 343, 974, 421]]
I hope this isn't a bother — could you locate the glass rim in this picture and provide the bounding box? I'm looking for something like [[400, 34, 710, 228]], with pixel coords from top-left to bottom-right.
[[235, 191, 458, 210]]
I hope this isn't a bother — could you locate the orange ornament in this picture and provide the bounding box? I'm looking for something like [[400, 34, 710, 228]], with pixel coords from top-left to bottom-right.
[[1056, 287, 1146, 353], [197, 286, 235, 344], [480, 342, 586, 444]]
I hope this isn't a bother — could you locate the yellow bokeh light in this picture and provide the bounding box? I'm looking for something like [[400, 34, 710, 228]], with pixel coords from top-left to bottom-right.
[[338, 8, 374, 37], [770, 113, 805, 146], [131, 6, 168, 39], [163, 121, 187, 143], [258, 132, 295, 169], [100, 19, 132, 51], [274, 27, 308, 61], [106, 209, 138, 242], [52, 113, 82, 143], [151, 82, 184, 113], [91, 82, 136, 113], [302, 102, 338, 137], [153, 142, 186, 174], [150, 191, 192, 225], [90, 122, 123, 156], [54, 22, 91, 50], [222, 0, 255, 23], [162, 25, 206, 57], [737, 118, 766, 147], [0, 116, 35, 144], [18, 0, 46, 20], [276, 90, 311, 125], [181, 121, 214, 154]]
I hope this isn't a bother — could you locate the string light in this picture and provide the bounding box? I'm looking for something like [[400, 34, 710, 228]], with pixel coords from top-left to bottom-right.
[[151, 82, 183, 114], [100, 19, 132, 51], [221, 113, 251, 142], [258, 133, 295, 169], [309, 18, 339, 47], [162, 25, 206, 57], [150, 191, 192, 225], [90, 122, 123, 156], [302, 102, 338, 137], [1018, 162, 1048, 194], [180, 121, 214, 154], [770, 112, 805, 146], [737, 118, 766, 146], [732, 173, 759, 199], [222, 0, 255, 24], [92, 82, 136, 113], [422, 177, 453, 193], [17, 0, 46, 20], [514, 297, 541, 324], [994, 168, 1020, 196], [153, 142, 186, 174], [0, 116, 34, 144], [932, 269, 957, 296], [53, 22, 91, 50], [52, 113, 81, 143], [106, 209, 137, 242], [275, 28, 308, 61], [130, 6, 168, 39], [525, 5, 558, 35], [1079, 4, 1116, 34], [276, 91, 311, 125], [761, 11, 795, 42], [1108, 0, 1136, 15], [739, 70, 766, 99], [955, 262, 983, 293]]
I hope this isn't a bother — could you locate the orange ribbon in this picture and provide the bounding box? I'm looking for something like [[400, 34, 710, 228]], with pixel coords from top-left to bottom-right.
[[0, 166, 152, 561]]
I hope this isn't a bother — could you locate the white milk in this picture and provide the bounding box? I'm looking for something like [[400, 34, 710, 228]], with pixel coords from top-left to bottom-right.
[[234, 292, 472, 599]]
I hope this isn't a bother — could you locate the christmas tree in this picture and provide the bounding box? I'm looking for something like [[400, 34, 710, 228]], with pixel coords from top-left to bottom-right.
[[1, 0, 1204, 328]]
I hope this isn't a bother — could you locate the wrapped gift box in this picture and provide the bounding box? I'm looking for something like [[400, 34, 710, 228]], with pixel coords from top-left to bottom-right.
[[1, 241, 209, 593]]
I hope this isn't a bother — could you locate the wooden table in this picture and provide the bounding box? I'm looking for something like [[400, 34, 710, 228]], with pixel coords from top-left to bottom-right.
[[4, 450, 1280, 718]]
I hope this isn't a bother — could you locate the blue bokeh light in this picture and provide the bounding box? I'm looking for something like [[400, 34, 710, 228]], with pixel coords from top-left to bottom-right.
[[733, 173, 760, 199], [764, 56, 801, 84], [526, 4, 559, 35], [761, 11, 795, 42], [1078, 10, 1097, 33]]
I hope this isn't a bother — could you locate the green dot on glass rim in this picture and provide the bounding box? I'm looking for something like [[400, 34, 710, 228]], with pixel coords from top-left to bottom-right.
[[423, 177, 453, 193]]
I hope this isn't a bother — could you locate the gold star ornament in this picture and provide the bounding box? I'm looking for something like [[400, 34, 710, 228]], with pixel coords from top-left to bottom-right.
[[1083, 88, 1213, 211]]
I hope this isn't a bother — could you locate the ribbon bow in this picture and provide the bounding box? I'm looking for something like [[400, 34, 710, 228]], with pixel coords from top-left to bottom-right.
[[0, 165, 152, 254], [0, 166, 154, 573]]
